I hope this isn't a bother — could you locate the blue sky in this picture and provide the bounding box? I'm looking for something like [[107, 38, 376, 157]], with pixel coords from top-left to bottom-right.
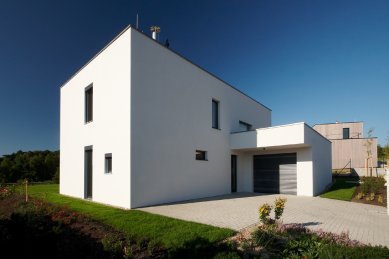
[[1, 0, 388, 156]]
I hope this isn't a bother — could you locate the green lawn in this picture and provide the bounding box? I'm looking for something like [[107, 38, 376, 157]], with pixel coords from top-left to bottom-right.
[[28, 184, 235, 251], [320, 178, 358, 201]]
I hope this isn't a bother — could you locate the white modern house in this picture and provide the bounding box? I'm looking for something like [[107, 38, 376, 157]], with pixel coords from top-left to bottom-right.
[[60, 25, 332, 209]]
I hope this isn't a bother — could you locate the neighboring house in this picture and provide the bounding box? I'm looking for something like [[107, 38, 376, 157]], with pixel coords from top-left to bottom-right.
[[313, 122, 377, 169], [60, 25, 332, 209]]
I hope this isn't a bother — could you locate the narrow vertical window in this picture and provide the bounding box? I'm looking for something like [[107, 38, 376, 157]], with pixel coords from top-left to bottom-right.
[[212, 99, 219, 129], [343, 128, 350, 139], [84, 146, 93, 199], [105, 153, 112, 174], [85, 85, 93, 123]]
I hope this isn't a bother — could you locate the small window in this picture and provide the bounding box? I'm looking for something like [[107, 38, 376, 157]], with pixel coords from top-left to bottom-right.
[[196, 150, 207, 161], [343, 128, 350, 139], [105, 153, 112, 174], [239, 121, 252, 131], [212, 99, 219, 129], [85, 85, 93, 123]]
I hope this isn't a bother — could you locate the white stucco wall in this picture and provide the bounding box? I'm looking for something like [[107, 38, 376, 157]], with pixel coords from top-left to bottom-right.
[[235, 148, 314, 195], [60, 28, 132, 209], [230, 123, 332, 196], [257, 123, 305, 148], [306, 125, 333, 195], [230, 122, 308, 150], [60, 25, 331, 209], [129, 28, 271, 208]]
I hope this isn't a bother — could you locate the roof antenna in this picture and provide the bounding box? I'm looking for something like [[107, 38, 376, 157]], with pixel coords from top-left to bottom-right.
[[136, 13, 139, 29]]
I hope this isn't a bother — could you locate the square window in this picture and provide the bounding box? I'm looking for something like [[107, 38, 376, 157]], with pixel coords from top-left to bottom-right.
[[105, 153, 112, 174], [196, 150, 207, 161]]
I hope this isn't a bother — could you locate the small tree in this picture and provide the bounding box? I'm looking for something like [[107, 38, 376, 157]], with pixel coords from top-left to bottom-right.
[[385, 133, 389, 166]]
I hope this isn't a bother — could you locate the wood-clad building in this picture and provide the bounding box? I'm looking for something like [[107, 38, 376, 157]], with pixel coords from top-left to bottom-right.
[[313, 122, 377, 169]]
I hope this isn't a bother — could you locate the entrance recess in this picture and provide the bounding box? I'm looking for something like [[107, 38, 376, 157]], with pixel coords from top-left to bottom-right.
[[253, 153, 297, 194]]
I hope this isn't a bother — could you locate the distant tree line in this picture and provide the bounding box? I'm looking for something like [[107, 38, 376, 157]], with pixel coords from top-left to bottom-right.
[[0, 150, 59, 183]]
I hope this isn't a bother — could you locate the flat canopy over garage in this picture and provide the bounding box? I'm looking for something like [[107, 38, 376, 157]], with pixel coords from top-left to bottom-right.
[[253, 153, 297, 195]]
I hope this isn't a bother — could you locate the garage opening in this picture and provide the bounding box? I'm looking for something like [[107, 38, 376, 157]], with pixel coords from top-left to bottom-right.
[[253, 153, 297, 195]]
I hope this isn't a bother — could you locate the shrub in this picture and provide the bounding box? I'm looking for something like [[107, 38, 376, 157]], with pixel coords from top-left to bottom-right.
[[370, 192, 375, 201], [52, 168, 60, 184], [101, 235, 124, 256], [136, 237, 149, 249], [274, 197, 287, 220], [318, 244, 389, 259], [378, 195, 384, 204], [278, 223, 309, 239], [258, 203, 272, 224], [123, 245, 133, 259], [51, 208, 77, 225], [361, 181, 370, 194], [213, 251, 241, 259], [282, 234, 322, 258], [0, 186, 13, 199], [251, 226, 276, 248], [360, 176, 386, 194], [147, 239, 161, 256], [240, 239, 252, 251], [356, 192, 364, 200], [315, 230, 360, 247]]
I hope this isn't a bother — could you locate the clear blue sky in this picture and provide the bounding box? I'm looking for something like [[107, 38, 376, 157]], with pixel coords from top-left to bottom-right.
[[1, 0, 388, 156]]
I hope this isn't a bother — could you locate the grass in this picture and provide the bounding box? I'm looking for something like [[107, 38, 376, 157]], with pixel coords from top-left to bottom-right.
[[320, 177, 358, 201], [27, 184, 235, 251]]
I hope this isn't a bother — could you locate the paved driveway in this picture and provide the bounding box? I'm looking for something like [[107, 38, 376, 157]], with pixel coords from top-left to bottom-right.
[[139, 193, 389, 247]]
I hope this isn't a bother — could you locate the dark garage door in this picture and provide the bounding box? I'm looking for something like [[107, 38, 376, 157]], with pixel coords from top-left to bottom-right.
[[253, 153, 297, 195]]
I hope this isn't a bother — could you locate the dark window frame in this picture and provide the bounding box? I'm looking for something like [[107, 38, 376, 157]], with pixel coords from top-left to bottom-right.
[[212, 99, 220, 129], [343, 128, 350, 139], [84, 145, 93, 199], [105, 153, 112, 174], [85, 84, 93, 123], [239, 120, 252, 131], [196, 150, 207, 161]]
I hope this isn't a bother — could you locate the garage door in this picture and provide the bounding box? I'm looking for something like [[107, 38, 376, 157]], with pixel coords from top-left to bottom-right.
[[253, 153, 297, 195]]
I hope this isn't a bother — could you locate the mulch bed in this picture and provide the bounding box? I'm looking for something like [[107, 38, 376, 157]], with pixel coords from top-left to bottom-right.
[[0, 193, 167, 258], [351, 185, 387, 208]]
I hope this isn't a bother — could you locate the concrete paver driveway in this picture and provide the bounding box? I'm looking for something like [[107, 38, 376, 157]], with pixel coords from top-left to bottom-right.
[[139, 193, 389, 247]]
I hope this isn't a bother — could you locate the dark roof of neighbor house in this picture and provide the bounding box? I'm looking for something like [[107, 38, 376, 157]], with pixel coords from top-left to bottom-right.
[[60, 24, 271, 111]]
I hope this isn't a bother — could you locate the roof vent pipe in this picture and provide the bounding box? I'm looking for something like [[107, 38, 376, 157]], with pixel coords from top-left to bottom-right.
[[150, 26, 161, 40]]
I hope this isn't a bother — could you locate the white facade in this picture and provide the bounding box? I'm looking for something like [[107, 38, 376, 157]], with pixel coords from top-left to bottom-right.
[[60, 25, 331, 209], [230, 123, 332, 196]]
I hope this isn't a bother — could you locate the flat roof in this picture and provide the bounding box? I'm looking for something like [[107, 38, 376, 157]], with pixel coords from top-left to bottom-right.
[[60, 24, 271, 111], [312, 121, 363, 127]]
